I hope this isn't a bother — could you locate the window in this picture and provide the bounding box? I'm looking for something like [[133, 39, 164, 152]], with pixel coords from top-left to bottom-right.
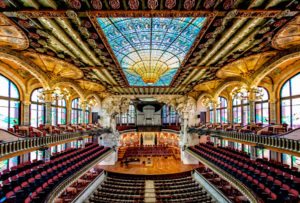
[[30, 88, 45, 127], [216, 97, 228, 124], [255, 87, 269, 125], [162, 105, 179, 125], [281, 73, 300, 128], [71, 98, 83, 124], [117, 104, 136, 125], [233, 98, 249, 125], [51, 97, 66, 125], [0, 75, 20, 129]]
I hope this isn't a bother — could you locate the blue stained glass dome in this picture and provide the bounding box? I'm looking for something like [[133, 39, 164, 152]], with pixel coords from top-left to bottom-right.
[[97, 17, 206, 86]]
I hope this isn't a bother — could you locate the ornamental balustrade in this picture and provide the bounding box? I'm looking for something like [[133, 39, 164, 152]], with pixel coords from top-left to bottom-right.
[[0, 129, 110, 158], [189, 128, 300, 153]]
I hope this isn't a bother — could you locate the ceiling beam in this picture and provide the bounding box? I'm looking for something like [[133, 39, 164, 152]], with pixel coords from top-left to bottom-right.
[[4, 10, 298, 18]]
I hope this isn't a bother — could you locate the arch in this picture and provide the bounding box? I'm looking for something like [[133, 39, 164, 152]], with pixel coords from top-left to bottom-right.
[[251, 49, 300, 87], [84, 93, 102, 106], [0, 74, 21, 129], [50, 78, 85, 100], [0, 49, 50, 89], [213, 78, 249, 100], [0, 63, 26, 101]]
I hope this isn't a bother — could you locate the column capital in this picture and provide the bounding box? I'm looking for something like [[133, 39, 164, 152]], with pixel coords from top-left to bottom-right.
[[22, 100, 31, 106]]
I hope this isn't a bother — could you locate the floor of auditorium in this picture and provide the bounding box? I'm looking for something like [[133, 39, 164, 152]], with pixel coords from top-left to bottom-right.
[[98, 157, 199, 175]]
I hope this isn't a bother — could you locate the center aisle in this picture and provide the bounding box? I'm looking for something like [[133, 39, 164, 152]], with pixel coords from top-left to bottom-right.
[[145, 180, 156, 203]]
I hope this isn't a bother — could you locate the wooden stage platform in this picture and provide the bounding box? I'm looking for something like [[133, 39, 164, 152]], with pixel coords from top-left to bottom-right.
[[98, 157, 199, 175]]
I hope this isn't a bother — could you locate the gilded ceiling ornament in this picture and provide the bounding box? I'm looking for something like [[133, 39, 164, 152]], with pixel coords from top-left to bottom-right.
[[223, 0, 235, 10], [109, 0, 120, 9], [128, 0, 139, 10], [29, 32, 40, 40], [91, 0, 103, 10], [165, 0, 176, 9], [184, 0, 195, 10], [0, 0, 6, 8], [148, 0, 158, 10], [204, 0, 215, 9], [18, 20, 31, 28], [67, 0, 81, 10]]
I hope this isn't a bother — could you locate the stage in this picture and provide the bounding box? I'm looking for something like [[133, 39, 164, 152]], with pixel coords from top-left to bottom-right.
[[98, 157, 199, 175]]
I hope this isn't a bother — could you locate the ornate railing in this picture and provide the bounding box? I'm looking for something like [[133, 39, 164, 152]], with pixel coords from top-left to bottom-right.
[[189, 128, 300, 153], [187, 148, 259, 203], [0, 129, 110, 158], [46, 149, 113, 203]]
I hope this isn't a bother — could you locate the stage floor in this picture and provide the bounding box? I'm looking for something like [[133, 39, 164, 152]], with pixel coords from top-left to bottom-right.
[[98, 157, 199, 175]]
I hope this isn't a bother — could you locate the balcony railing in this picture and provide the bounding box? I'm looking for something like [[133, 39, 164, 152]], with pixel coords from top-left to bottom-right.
[[189, 128, 300, 153], [0, 129, 110, 158]]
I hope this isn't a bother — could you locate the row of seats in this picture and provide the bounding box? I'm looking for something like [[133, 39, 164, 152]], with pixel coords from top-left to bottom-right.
[[88, 172, 145, 203], [1, 144, 110, 203], [154, 173, 213, 203], [196, 167, 248, 203], [189, 144, 299, 202], [124, 146, 173, 158]]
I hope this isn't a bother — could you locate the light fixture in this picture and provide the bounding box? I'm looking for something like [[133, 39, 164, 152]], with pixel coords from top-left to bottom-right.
[[201, 97, 219, 108], [231, 86, 264, 101], [38, 87, 70, 101]]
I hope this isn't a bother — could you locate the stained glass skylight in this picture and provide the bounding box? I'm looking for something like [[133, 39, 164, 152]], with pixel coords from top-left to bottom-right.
[[97, 17, 206, 86]]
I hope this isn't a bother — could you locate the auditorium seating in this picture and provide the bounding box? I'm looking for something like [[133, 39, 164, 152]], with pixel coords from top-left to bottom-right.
[[124, 146, 173, 158], [189, 143, 300, 202], [0, 144, 110, 203], [88, 172, 214, 203], [196, 167, 248, 203], [154, 173, 213, 203]]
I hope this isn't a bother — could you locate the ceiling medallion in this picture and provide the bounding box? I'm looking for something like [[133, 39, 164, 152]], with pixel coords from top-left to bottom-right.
[[148, 0, 158, 10], [67, 0, 81, 9], [129, 0, 139, 10], [165, 0, 176, 9], [109, 0, 120, 9], [91, 0, 103, 10], [184, 0, 195, 10]]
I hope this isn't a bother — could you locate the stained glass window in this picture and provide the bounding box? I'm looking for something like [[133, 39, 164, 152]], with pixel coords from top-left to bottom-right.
[[216, 97, 228, 124], [51, 98, 66, 125], [0, 75, 20, 130], [162, 105, 179, 125], [30, 88, 45, 127], [97, 17, 205, 86], [281, 73, 300, 128], [71, 98, 83, 124], [255, 87, 269, 125], [116, 104, 136, 125], [233, 98, 249, 125]]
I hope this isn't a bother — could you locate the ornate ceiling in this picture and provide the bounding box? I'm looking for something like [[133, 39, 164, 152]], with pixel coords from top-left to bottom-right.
[[0, 0, 299, 97]]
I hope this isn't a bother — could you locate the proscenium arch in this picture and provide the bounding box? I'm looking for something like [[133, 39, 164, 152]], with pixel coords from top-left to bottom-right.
[[0, 50, 50, 89], [250, 49, 300, 88]]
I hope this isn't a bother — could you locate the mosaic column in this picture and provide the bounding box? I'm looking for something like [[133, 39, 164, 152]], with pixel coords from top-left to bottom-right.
[[43, 91, 53, 125], [249, 91, 256, 123], [269, 99, 277, 124], [80, 101, 87, 124], [22, 100, 31, 126], [227, 98, 233, 124]]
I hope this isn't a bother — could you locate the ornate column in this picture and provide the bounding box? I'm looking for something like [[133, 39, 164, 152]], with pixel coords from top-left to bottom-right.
[[43, 90, 53, 125], [269, 98, 277, 124], [212, 100, 218, 124], [249, 90, 256, 124], [66, 100, 72, 124], [227, 98, 233, 124], [22, 94, 31, 126], [80, 101, 87, 124]]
